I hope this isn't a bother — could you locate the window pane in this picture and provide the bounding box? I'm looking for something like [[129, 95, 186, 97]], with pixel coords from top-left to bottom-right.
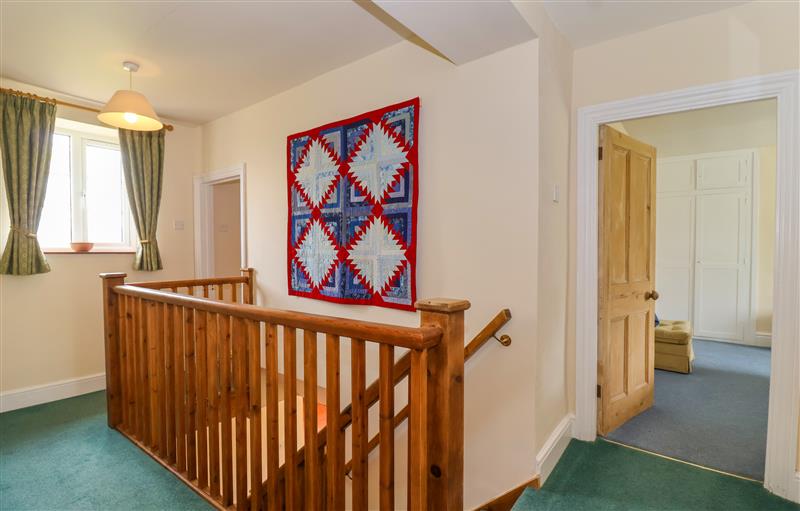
[[38, 134, 71, 247], [85, 143, 125, 244]]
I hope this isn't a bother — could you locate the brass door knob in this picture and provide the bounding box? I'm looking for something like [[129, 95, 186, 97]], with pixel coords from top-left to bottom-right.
[[645, 290, 660, 301]]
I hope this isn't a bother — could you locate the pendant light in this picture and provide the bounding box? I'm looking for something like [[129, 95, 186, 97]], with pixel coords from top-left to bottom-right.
[[98, 61, 163, 131]]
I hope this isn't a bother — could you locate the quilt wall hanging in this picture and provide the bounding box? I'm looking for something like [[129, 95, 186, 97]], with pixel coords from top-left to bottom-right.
[[287, 98, 419, 311]]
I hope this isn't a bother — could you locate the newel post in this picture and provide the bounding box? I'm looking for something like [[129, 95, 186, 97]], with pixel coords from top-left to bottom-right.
[[100, 272, 127, 428], [241, 267, 255, 304], [415, 298, 470, 510]]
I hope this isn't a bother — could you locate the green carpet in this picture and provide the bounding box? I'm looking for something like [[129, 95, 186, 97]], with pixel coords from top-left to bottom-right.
[[0, 391, 211, 510], [512, 439, 799, 511]]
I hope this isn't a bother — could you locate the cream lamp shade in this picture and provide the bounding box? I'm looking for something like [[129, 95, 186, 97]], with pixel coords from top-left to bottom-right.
[[97, 89, 163, 131]]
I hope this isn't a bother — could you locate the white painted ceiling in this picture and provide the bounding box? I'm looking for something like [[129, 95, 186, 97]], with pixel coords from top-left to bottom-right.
[[0, 1, 403, 124], [542, 0, 748, 48]]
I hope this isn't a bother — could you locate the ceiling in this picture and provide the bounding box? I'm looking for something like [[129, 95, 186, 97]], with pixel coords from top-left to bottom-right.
[[542, 0, 748, 48], [2, 1, 754, 124], [0, 1, 403, 124]]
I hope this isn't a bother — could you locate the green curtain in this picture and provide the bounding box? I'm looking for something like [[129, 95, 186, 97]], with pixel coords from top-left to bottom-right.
[[0, 92, 57, 275], [119, 128, 165, 271]]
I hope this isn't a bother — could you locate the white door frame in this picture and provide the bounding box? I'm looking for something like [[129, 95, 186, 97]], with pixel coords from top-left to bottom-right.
[[574, 71, 799, 501], [193, 164, 248, 278]]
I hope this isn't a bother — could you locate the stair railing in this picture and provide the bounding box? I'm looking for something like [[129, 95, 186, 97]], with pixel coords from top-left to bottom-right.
[[100, 271, 468, 511]]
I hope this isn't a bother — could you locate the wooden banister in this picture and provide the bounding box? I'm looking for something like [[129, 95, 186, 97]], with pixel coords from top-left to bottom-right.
[[114, 284, 442, 350], [128, 275, 248, 289], [102, 271, 477, 511]]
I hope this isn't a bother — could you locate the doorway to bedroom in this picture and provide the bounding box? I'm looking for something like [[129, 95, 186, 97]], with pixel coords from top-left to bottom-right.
[[596, 99, 776, 482]]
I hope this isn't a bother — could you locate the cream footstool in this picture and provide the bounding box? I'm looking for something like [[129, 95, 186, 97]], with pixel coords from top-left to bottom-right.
[[655, 320, 694, 374]]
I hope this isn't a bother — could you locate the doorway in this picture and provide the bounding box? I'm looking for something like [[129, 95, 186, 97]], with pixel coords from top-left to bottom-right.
[[194, 165, 247, 279], [596, 99, 776, 481], [574, 71, 799, 502]]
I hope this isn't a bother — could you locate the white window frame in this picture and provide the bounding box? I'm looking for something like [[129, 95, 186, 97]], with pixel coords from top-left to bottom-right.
[[42, 120, 135, 252]]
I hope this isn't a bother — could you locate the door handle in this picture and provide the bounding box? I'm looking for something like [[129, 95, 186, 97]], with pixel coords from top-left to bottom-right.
[[645, 290, 660, 301]]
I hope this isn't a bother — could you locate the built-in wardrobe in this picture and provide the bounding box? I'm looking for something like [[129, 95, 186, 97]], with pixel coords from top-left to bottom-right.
[[655, 149, 758, 344]]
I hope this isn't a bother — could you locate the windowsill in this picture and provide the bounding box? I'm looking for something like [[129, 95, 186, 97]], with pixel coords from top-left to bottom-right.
[[44, 248, 136, 254]]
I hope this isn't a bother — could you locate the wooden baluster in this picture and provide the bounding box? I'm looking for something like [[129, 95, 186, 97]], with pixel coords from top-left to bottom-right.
[[157, 303, 168, 457], [220, 315, 234, 506], [379, 344, 395, 510], [100, 273, 125, 428], [147, 300, 160, 450], [233, 317, 248, 510], [326, 334, 344, 510], [216, 284, 224, 302], [124, 295, 137, 438], [204, 285, 210, 299], [185, 308, 198, 481], [351, 338, 368, 511], [137, 298, 148, 443], [248, 320, 263, 511], [165, 303, 176, 464], [408, 349, 429, 511], [118, 293, 128, 431], [208, 313, 221, 499], [196, 310, 209, 488], [265, 324, 280, 511], [175, 306, 187, 473], [171, 287, 178, 294], [231, 283, 238, 304], [283, 327, 298, 511], [303, 330, 321, 511]]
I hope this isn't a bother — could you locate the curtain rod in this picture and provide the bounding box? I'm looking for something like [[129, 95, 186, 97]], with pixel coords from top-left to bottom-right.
[[0, 87, 174, 131]]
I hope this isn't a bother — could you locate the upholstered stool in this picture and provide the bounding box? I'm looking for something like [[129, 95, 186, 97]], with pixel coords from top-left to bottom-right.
[[655, 320, 694, 374]]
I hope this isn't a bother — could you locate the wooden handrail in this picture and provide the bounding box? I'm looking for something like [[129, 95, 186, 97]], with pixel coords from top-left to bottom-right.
[[113, 284, 442, 350], [128, 275, 248, 289]]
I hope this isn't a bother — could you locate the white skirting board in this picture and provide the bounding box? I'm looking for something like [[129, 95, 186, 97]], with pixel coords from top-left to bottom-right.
[[535, 414, 574, 485], [0, 373, 105, 413], [695, 335, 772, 348]]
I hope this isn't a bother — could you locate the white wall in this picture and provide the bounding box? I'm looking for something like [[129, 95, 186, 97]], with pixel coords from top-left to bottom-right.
[[512, 0, 576, 469], [0, 78, 201, 397], [202, 40, 540, 508], [212, 179, 242, 276]]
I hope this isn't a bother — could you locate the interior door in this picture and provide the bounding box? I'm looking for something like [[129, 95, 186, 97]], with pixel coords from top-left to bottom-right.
[[598, 125, 657, 436]]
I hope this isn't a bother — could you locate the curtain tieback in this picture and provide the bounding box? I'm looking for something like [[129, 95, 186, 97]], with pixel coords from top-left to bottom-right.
[[11, 226, 37, 239], [140, 239, 151, 244]]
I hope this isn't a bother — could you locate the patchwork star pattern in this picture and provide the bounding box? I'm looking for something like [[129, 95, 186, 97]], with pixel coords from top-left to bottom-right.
[[347, 217, 407, 294], [287, 98, 419, 310]]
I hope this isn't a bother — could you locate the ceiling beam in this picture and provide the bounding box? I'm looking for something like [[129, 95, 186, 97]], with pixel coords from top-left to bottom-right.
[[366, 0, 537, 65]]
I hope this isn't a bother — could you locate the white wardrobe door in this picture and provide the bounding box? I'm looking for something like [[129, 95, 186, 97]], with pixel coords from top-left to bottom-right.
[[694, 192, 751, 340], [655, 195, 694, 321]]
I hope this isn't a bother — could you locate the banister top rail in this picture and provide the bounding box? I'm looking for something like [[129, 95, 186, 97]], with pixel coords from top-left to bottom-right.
[[113, 284, 442, 350], [128, 275, 249, 289]]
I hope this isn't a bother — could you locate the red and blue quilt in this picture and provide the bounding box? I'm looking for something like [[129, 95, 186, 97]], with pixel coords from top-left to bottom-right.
[[287, 98, 419, 311]]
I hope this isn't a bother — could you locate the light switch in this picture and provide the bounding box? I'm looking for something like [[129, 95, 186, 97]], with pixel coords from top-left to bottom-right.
[[173, 220, 185, 231], [552, 184, 560, 203]]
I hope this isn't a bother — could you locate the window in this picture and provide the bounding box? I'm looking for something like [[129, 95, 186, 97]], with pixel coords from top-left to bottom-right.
[[38, 119, 134, 251]]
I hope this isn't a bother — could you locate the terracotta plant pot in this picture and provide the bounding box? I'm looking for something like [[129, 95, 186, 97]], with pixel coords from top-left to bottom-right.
[[70, 242, 94, 253]]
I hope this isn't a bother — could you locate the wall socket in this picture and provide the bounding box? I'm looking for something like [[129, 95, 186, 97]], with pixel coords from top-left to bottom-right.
[[173, 220, 185, 231]]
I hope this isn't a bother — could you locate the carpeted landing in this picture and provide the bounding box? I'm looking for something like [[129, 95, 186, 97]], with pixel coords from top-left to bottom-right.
[[512, 439, 799, 511], [0, 391, 212, 511], [606, 339, 770, 480]]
